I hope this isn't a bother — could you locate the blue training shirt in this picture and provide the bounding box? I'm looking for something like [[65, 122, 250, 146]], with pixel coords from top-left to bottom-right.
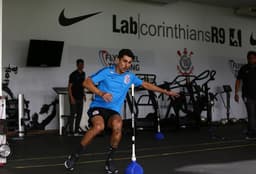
[[89, 66, 143, 114]]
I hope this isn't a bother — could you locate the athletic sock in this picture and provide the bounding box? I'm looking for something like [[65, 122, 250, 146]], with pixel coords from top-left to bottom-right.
[[106, 146, 117, 162], [72, 143, 87, 159], [105, 146, 118, 173]]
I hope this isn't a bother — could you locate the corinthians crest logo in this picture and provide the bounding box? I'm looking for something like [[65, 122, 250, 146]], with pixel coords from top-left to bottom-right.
[[177, 48, 194, 75]]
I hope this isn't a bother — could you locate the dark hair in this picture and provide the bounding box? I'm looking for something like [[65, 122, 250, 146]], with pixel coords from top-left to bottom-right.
[[76, 59, 84, 65], [247, 51, 256, 60], [118, 49, 135, 60]]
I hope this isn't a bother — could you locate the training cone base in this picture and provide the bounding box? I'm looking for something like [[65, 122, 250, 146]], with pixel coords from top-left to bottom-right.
[[155, 132, 165, 140], [125, 161, 144, 174]]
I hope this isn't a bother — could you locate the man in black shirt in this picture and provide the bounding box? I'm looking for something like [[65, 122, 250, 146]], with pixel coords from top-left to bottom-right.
[[235, 51, 256, 138], [68, 59, 86, 135]]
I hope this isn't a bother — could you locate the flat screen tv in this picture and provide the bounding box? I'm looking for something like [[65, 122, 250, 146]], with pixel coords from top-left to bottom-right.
[[26, 39, 64, 67]]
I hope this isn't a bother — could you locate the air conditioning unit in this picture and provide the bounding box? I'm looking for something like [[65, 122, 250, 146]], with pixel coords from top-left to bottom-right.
[[130, 0, 177, 5], [145, 0, 174, 3], [234, 7, 256, 17]]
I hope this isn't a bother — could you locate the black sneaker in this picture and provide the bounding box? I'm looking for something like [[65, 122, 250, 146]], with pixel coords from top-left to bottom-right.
[[105, 160, 118, 174], [74, 132, 83, 137], [245, 131, 256, 140], [64, 154, 78, 171], [246, 135, 256, 140]]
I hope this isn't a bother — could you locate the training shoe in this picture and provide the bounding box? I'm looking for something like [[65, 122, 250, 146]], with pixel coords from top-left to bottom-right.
[[105, 160, 118, 174], [245, 135, 256, 140], [64, 154, 78, 171], [74, 132, 83, 137]]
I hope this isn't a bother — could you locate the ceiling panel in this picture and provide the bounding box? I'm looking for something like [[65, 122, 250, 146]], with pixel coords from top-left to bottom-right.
[[133, 0, 256, 8]]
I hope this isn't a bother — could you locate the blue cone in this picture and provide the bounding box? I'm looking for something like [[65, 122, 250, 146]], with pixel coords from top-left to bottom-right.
[[155, 132, 164, 140], [125, 161, 144, 174]]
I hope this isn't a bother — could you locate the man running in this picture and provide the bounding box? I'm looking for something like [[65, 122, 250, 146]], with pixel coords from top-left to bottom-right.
[[64, 49, 179, 173]]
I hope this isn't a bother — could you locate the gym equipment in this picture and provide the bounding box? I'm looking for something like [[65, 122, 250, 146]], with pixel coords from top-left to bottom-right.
[[6, 98, 30, 132], [147, 90, 164, 140], [0, 144, 11, 158], [154, 110, 164, 140], [0, 119, 6, 134], [218, 85, 237, 124], [124, 74, 164, 140], [159, 70, 217, 130], [24, 99, 58, 131], [136, 74, 163, 139], [18, 94, 25, 138], [0, 97, 9, 165], [2, 65, 18, 99], [53, 87, 92, 135], [39, 102, 55, 114], [155, 130, 164, 140], [2, 66, 31, 133], [195, 70, 217, 124], [125, 84, 144, 174]]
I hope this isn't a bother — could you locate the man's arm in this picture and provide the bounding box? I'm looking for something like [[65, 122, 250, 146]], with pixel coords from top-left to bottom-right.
[[83, 77, 112, 102], [234, 79, 241, 102], [141, 81, 179, 97]]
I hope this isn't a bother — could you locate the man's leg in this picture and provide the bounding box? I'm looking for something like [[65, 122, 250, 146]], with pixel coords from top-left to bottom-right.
[[74, 100, 83, 134], [80, 116, 105, 146], [108, 115, 123, 148], [253, 101, 256, 135], [105, 115, 123, 174], [64, 116, 105, 171], [245, 98, 256, 138], [245, 98, 256, 137], [67, 104, 76, 134]]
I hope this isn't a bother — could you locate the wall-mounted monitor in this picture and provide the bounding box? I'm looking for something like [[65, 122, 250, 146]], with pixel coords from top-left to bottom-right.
[[26, 39, 64, 67]]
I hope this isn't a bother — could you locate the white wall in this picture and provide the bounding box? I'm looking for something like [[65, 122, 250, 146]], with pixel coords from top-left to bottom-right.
[[2, 0, 256, 129]]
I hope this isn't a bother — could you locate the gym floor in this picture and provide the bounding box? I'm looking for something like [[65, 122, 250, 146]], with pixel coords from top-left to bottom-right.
[[2, 124, 256, 174]]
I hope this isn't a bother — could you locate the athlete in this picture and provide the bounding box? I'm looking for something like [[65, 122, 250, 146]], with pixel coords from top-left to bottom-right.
[[64, 49, 179, 173]]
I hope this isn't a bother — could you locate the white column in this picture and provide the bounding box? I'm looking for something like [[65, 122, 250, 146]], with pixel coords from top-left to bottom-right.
[[18, 94, 24, 137], [59, 94, 65, 135], [0, 0, 2, 96], [0, 0, 6, 165]]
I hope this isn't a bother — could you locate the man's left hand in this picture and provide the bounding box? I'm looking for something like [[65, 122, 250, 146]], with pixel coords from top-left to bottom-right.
[[165, 90, 180, 97]]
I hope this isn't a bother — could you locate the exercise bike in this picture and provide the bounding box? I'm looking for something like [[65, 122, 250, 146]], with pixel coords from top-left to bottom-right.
[[2, 65, 30, 132], [123, 74, 163, 134], [159, 70, 217, 131]]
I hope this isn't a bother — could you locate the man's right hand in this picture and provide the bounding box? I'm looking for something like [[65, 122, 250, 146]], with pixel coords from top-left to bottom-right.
[[234, 94, 239, 103], [70, 96, 76, 104], [102, 93, 113, 102]]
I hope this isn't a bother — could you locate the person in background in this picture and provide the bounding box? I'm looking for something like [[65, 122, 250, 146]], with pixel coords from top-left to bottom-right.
[[235, 51, 256, 139], [68, 59, 86, 136]]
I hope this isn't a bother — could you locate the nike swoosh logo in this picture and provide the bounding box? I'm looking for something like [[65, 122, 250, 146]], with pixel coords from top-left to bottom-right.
[[250, 33, 256, 46], [58, 9, 102, 26]]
